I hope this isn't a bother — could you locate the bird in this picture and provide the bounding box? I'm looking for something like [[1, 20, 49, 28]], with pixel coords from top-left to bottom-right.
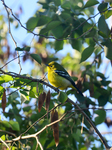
[[46, 61, 84, 97]]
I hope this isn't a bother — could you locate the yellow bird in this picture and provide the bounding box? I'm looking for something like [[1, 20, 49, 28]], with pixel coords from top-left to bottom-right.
[[47, 61, 83, 97]]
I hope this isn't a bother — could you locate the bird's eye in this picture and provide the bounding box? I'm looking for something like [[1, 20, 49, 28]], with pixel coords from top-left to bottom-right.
[[50, 65, 52, 68]]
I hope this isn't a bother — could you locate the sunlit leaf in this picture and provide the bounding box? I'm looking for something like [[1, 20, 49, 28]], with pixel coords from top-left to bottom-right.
[[9, 120, 20, 131]]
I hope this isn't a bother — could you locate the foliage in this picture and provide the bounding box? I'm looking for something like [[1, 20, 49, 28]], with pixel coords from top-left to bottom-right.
[[0, 0, 112, 150]]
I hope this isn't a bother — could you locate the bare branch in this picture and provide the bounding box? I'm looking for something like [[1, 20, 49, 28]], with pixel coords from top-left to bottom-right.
[[35, 136, 43, 150], [1, 0, 22, 74], [0, 137, 11, 150], [3, 111, 68, 143]]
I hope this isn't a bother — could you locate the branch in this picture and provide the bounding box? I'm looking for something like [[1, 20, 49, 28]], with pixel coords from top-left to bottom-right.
[[0, 137, 11, 150], [1, 0, 112, 41], [0, 70, 111, 149], [2, 111, 67, 144], [35, 136, 43, 150], [0, 69, 59, 93], [1, 0, 22, 74], [20, 103, 62, 137], [67, 98, 111, 150], [0, 53, 24, 69]]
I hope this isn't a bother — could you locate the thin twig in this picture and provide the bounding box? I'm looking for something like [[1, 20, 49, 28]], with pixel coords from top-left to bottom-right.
[[81, 116, 84, 134], [35, 136, 43, 150], [2, 111, 68, 143], [67, 98, 111, 149], [1, 0, 22, 74], [0, 69, 59, 93], [20, 103, 62, 137], [1, 0, 112, 41], [0, 137, 11, 150], [0, 53, 24, 69]]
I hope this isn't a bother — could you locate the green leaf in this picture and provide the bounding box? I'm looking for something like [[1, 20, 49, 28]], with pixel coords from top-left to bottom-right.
[[58, 91, 68, 103], [26, 17, 39, 31], [95, 110, 106, 125], [72, 129, 81, 142], [71, 39, 82, 51], [2, 75, 13, 82], [54, 0, 61, 6], [9, 120, 20, 131], [61, 1, 71, 9], [98, 95, 109, 106], [102, 39, 112, 60], [104, 10, 112, 19], [30, 53, 42, 64], [98, 2, 108, 12], [59, 13, 72, 24], [98, 15, 109, 37], [54, 40, 64, 51], [10, 92, 19, 100], [84, 0, 99, 8], [40, 21, 61, 34], [24, 46, 31, 52], [37, 16, 51, 26], [51, 24, 64, 38], [2, 120, 11, 128], [16, 46, 30, 52], [80, 46, 94, 63], [20, 93, 29, 104], [15, 47, 24, 51]]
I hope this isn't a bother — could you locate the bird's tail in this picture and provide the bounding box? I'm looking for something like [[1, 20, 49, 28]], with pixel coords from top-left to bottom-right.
[[71, 80, 84, 97]]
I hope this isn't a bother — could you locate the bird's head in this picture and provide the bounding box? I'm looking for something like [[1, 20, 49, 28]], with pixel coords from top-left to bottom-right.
[[46, 61, 58, 71]]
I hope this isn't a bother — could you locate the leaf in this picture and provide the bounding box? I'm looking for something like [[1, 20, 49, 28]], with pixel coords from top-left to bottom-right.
[[26, 17, 39, 31], [84, 0, 99, 8], [30, 53, 42, 64], [71, 39, 82, 51], [98, 2, 108, 12], [98, 95, 109, 106], [95, 110, 106, 125], [45, 90, 51, 111], [40, 21, 61, 34], [51, 24, 64, 38], [104, 10, 112, 19], [2, 89, 6, 113], [37, 15, 51, 26], [61, 1, 71, 9], [102, 39, 112, 60], [58, 91, 68, 103], [15, 46, 30, 52], [54, 40, 64, 51], [59, 13, 72, 24], [24, 46, 31, 52], [2, 121, 10, 128], [2, 75, 13, 82], [80, 46, 94, 63], [20, 93, 29, 104], [15, 47, 24, 51], [38, 92, 46, 112], [9, 120, 20, 131], [98, 15, 110, 37]]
